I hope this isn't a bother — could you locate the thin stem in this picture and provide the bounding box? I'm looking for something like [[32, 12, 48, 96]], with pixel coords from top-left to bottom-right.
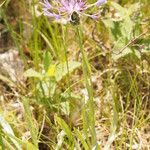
[[76, 26, 97, 146], [62, 25, 74, 129]]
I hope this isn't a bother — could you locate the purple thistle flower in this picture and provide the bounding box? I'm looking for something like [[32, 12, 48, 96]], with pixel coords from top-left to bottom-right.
[[41, 0, 107, 24]]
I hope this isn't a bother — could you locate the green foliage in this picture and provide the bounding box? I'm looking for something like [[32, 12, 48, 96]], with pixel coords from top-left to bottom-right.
[[24, 61, 81, 81], [55, 116, 74, 144], [22, 98, 39, 148], [0, 0, 150, 149], [0, 114, 21, 150], [103, 2, 146, 61]]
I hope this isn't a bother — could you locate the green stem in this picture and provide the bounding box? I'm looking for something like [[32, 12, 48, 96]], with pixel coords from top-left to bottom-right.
[[62, 25, 74, 129], [76, 26, 97, 146]]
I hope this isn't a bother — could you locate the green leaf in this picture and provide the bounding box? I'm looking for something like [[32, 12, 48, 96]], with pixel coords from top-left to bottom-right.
[[121, 17, 134, 40], [128, 3, 141, 16], [74, 129, 89, 150], [22, 98, 38, 148], [60, 102, 70, 116], [55, 61, 81, 82], [55, 116, 74, 143], [0, 114, 21, 150], [43, 51, 52, 71], [110, 2, 127, 19], [113, 50, 141, 61], [36, 78, 56, 98], [112, 47, 132, 61], [24, 68, 43, 79]]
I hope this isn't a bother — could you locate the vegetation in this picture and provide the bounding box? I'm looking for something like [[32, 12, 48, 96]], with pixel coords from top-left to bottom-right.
[[0, 0, 150, 149]]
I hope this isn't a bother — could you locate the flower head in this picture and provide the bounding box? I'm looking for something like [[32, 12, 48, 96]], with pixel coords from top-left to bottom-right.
[[41, 0, 107, 24]]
